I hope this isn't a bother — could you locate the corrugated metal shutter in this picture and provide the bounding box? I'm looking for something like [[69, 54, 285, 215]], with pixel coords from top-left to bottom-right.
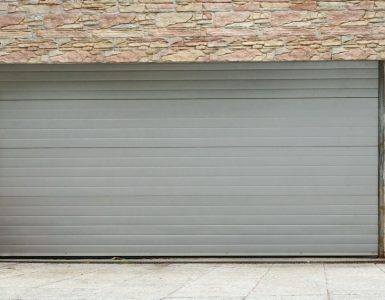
[[0, 61, 379, 256]]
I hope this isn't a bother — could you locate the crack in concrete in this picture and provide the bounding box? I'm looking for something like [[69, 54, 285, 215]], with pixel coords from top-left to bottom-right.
[[161, 264, 222, 299], [323, 263, 331, 300], [374, 263, 385, 276], [242, 263, 273, 300]]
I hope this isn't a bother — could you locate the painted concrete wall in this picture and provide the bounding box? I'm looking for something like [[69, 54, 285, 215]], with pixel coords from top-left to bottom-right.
[[0, 0, 385, 63]]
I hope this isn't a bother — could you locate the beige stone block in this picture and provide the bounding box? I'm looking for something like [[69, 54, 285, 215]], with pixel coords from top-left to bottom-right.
[[149, 41, 168, 48], [208, 41, 228, 47], [216, 48, 263, 61], [342, 35, 354, 43], [284, 21, 313, 27], [341, 20, 369, 26], [0, 50, 38, 63], [0, 2, 8, 11], [322, 38, 341, 46], [44, 14, 81, 29], [63, 0, 117, 12], [260, 1, 290, 9], [0, 31, 32, 38], [233, 1, 260, 11], [318, 1, 348, 9], [50, 50, 103, 63], [155, 13, 193, 27], [39, 0, 62, 4], [60, 23, 83, 29], [15, 4, 54, 13], [271, 11, 317, 26], [92, 29, 143, 38], [242, 41, 257, 46], [162, 49, 205, 61], [264, 40, 285, 47], [332, 48, 375, 60], [290, 0, 317, 11], [206, 28, 258, 37], [145, 3, 174, 12], [92, 41, 113, 49], [213, 12, 250, 27], [275, 47, 289, 54], [105, 50, 147, 62], [275, 48, 315, 60], [99, 13, 136, 28], [227, 22, 254, 28], [176, 3, 203, 12], [36, 29, 88, 38], [202, 2, 233, 11], [17, 40, 56, 49], [1, 24, 29, 30], [119, 3, 146, 13], [375, 1, 385, 9], [149, 28, 201, 37], [299, 40, 321, 46], [331, 47, 347, 54], [0, 15, 24, 28]]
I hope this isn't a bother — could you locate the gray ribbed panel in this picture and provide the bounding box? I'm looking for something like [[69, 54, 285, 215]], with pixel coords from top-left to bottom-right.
[[0, 61, 379, 256]]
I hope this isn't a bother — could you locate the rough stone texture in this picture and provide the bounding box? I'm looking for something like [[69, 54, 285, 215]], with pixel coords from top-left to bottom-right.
[[0, 0, 384, 63]]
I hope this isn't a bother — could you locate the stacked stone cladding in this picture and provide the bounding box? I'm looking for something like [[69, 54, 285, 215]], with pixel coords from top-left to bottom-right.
[[0, 0, 384, 63]]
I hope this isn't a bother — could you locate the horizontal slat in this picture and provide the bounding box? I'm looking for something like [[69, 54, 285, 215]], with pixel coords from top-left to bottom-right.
[[0, 69, 378, 81], [0, 127, 377, 139], [0, 244, 378, 256], [0, 99, 377, 118], [0, 225, 377, 236], [0, 215, 376, 226], [0, 176, 376, 187], [0, 79, 378, 91], [0, 61, 377, 72], [0, 235, 377, 245], [0, 137, 378, 148], [0, 98, 377, 108], [0, 205, 377, 216], [0, 195, 376, 206], [0, 147, 376, 158], [0, 89, 378, 100], [0, 156, 377, 167], [0, 166, 376, 177], [0, 186, 376, 196], [0, 117, 378, 129]]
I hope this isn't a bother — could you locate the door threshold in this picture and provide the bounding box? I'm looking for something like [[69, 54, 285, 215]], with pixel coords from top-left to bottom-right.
[[0, 257, 384, 264]]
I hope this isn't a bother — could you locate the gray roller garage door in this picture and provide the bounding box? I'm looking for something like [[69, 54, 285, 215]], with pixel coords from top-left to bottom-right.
[[0, 61, 379, 256]]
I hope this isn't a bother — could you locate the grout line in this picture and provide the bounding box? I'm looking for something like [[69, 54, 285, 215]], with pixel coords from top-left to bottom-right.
[[323, 264, 331, 300], [374, 263, 385, 275], [242, 263, 273, 300], [162, 264, 222, 299]]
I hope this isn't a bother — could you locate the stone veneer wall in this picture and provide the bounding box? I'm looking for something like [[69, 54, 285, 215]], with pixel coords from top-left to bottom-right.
[[0, 0, 385, 63]]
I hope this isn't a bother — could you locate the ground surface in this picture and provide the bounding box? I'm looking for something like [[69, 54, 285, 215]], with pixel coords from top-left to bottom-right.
[[1, 262, 385, 299]]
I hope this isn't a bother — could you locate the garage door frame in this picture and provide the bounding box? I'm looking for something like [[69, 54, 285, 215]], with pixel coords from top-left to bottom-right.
[[378, 61, 384, 258]]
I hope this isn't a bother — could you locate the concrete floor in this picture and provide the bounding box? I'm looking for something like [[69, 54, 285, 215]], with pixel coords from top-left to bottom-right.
[[1, 263, 385, 300]]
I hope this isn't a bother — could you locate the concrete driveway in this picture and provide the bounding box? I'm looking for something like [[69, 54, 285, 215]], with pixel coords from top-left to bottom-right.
[[1, 262, 385, 300]]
